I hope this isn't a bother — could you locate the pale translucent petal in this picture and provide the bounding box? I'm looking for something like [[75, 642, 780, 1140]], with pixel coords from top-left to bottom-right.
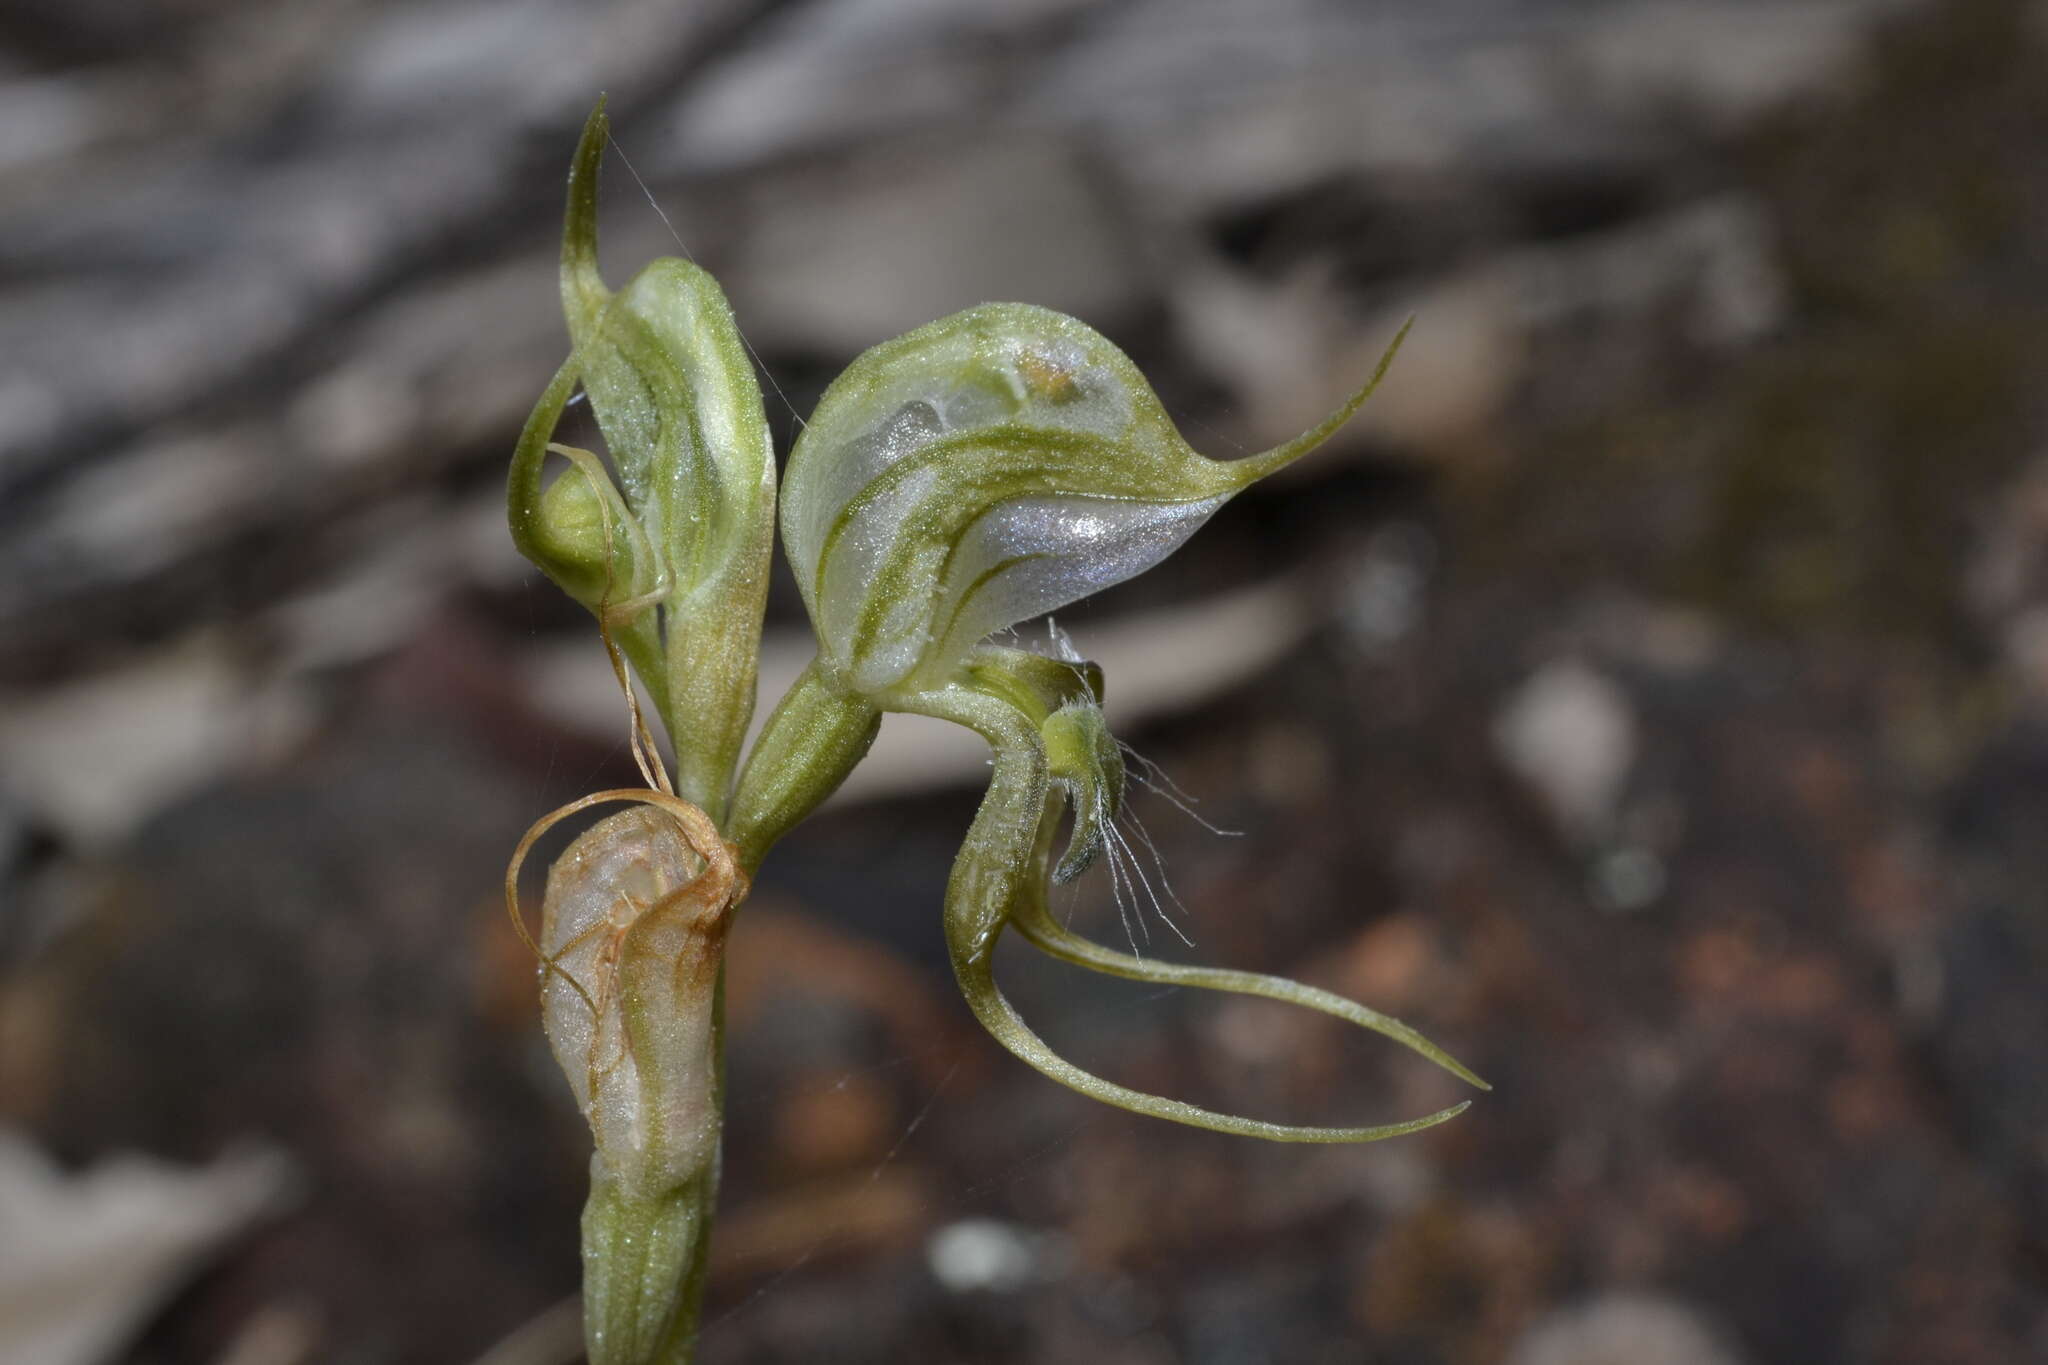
[[925, 492, 1227, 686], [783, 303, 1364, 696]]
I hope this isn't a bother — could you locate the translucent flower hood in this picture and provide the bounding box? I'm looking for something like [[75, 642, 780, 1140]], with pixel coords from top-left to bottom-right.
[[779, 302, 1407, 700]]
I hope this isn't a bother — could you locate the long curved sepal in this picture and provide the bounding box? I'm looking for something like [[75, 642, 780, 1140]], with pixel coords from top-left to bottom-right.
[[1008, 878, 1489, 1092], [914, 684, 1480, 1143]]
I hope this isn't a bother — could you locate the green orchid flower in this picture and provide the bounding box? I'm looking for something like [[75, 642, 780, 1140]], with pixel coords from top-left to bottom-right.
[[780, 300, 1406, 703], [726, 298, 1409, 859], [725, 295, 1481, 1138], [508, 100, 1481, 1365]]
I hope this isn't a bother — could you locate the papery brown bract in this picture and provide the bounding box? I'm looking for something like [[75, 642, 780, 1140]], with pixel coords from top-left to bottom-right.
[[504, 787, 744, 1365], [538, 805, 730, 1197]]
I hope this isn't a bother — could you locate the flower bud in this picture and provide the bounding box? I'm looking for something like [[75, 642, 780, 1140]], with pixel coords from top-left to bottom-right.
[[508, 101, 775, 817], [523, 442, 663, 613]]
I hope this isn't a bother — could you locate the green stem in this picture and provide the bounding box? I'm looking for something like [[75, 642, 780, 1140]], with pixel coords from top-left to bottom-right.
[[580, 1162, 716, 1365], [579, 975, 726, 1365], [725, 659, 880, 874]]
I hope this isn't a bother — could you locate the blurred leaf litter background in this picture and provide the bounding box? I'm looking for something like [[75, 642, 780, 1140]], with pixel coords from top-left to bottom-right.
[[1, 0, 2046, 1362]]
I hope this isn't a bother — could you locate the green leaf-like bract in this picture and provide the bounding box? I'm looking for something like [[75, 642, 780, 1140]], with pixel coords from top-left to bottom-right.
[[509, 101, 774, 819]]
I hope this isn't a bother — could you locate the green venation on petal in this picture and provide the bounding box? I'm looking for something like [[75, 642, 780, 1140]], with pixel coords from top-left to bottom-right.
[[781, 303, 1407, 699]]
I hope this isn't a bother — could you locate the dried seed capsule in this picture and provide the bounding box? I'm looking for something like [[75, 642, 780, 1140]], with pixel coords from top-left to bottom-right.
[[506, 790, 744, 1365], [538, 803, 732, 1197]]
